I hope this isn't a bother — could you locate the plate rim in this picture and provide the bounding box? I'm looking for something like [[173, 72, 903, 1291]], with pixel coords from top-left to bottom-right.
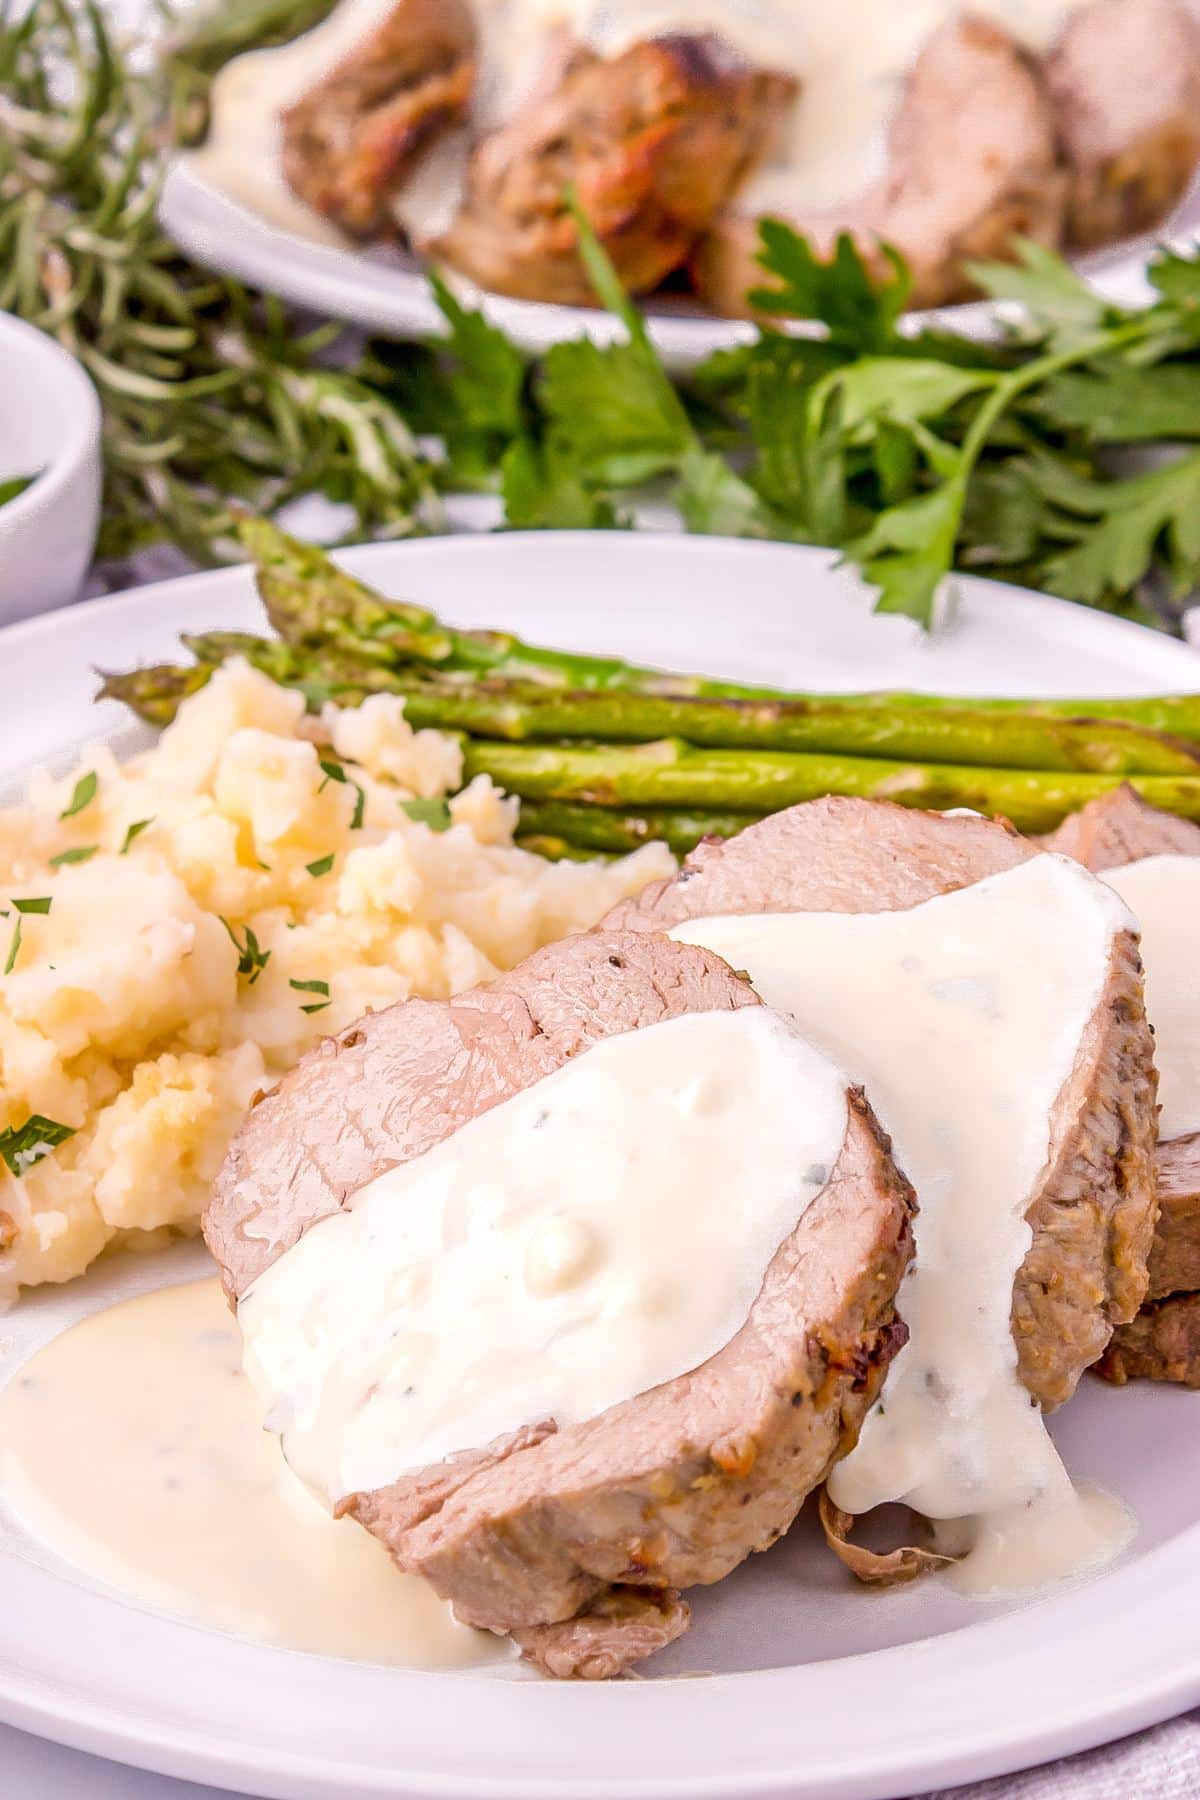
[[159, 156, 1200, 372]]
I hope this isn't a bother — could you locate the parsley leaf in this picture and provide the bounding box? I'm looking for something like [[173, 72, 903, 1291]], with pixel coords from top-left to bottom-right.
[[12, 896, 52, 914], [748, 227, 909, 352], [1032, 447, 1200, 606], [289, 977, 330, 996], [120, 818, 154, 853], [401, 798, 453, 831], [49, 846, 98, 867], [967, 240, 1115, 349], [0, 1114, 76, 1177], [4, 918, 20, 976], [318, 757, 366, 828], [1035, 363, 1200, 443], [219, 917, 271, 984], [59, 771, 98, 820], [305, 853, 335, 877]]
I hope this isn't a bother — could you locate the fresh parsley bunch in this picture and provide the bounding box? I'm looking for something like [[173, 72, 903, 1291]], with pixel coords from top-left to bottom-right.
[[379, 224, 1200, 631]]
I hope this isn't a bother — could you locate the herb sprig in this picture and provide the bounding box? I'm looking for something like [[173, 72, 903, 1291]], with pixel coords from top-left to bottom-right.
[[7, 0, 1200, 630]]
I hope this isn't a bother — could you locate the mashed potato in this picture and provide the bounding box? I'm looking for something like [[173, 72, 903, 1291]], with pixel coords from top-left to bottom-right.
[[0, 662, 673, 1300]]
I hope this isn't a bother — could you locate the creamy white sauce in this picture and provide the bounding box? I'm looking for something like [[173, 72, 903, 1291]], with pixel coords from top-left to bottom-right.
[[1102, 856, 1200, 1142], [0, 1279, 506, 1667], [670, 855, 1136, 1597], [190, 0, 1090, 247], [240, 1007, 849, 1504]]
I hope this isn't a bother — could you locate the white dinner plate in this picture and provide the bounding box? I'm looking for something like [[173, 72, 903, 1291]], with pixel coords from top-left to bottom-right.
[[160, 156, 1200, 369], [1, 534, 1198, 1800]]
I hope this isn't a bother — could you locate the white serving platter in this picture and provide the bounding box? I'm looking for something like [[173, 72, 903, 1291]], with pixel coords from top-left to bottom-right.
[[0, 533, 1198, 1800], [160, 157, 1200, 370]]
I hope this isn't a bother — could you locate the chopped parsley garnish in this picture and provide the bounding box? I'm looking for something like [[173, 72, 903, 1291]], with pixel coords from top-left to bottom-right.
[[3, 899, 50, 975], [290, 976, 331, 1013], [305, 854, 335, 877], [59, 771, 98, 820], [0, 1114, 76, 1177], [318, 758, 366, 828], [120, 818, 154, 854], [401, 798, 453, 832], [49, 845, 98, 867], [218, 917, 271, 984]]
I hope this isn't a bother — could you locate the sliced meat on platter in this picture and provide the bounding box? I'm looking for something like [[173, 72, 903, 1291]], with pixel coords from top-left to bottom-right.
[[282, 0, 477, 238], [207, 931, 914, 1677], [198, 0, 1200, 313], [427, 34, 796, 305], [1045, 0, 1200, 250], [696, 14, 1066, 315], [607, 797, 1159, 1590]]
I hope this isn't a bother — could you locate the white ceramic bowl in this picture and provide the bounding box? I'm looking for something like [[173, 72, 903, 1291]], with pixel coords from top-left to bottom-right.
[[0, 311, 102, 625]]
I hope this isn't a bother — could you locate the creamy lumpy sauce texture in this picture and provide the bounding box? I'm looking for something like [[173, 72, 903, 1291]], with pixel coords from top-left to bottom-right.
[[0, 1279, 506, 1667], [191, 0, 1089, 245], [239, 1006, 849, 1503], [670, 856, 1135, 1597], [1103, 856, 1200, 1142]]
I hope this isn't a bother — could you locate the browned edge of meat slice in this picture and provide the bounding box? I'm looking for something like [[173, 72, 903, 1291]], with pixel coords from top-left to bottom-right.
[[694, 14, 1065, 317], [1044, 0, 1200, 250], [605, 795, 1160, 1410], [206, 927, 915, 1675], [351, 1088, 913, 1645], [1147, 1133, 1200, 1301], [281, 0, 476, 239], [511, 1586, 691, 1681], [1046, 786, 1200, 1368], [1041, 783, 1200, 873], [1094, 1291, 1200, 1388], [429, 34, 796, 304]]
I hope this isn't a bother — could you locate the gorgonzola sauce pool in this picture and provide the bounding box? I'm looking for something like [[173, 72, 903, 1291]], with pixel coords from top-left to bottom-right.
[[0, 1278, 507, 1667], [189, 0, 1091, 246], [670, 855, 1136, 1597], [238, 1005, 850, 1505]]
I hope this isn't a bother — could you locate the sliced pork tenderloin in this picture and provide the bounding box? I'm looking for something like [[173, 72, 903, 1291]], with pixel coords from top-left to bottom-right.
[[605, 796, 1160, 1411], [694, 15, 1066, 315], [207, 930, 915, 1677], [428, 34, 795, 304], [1045, 0, 1200, 250], [280, 0, 476, 238]]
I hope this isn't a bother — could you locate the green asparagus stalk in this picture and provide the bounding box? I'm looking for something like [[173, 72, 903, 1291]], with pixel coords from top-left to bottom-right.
[[171, 624, 1200, 775], [244, 522, 1200, 748], [243, 520, 779, 697], [514, 802, 755, 855], [461, 739, 1200, 834]]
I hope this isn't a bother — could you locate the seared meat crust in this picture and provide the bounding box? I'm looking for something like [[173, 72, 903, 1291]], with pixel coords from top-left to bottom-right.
[[430, 34, 796, 303], [1046, 0, 1200, 249], [281, 0, 476, 238], [1094, 1291, 1200, 1387]]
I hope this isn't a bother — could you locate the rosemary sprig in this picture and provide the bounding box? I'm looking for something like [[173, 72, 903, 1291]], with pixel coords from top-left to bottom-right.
[[0, 0, 435, 565]]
